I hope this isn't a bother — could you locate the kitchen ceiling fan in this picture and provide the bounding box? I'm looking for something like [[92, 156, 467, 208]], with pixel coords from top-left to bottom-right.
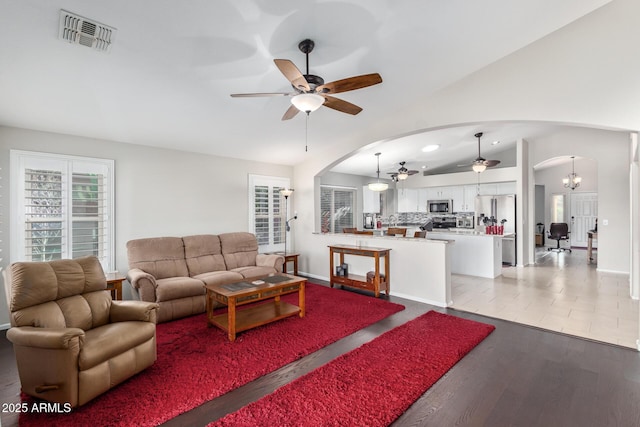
[[387, 161, 419, 182], [230, 39, 382, 121], [458, 132, 501, 173]]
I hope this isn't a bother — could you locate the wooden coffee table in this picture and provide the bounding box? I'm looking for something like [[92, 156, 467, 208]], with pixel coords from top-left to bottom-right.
[[205, 274, 306, 342]]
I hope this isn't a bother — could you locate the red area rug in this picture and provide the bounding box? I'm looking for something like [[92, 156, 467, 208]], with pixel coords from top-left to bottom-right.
[[19, 283, 404, 426], [211, 311, 495, 427]]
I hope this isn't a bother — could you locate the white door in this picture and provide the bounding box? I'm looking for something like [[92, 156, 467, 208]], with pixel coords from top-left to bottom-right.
[[570, 192, 598, 247]]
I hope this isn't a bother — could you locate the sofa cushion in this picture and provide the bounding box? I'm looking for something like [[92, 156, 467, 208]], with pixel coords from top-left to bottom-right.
[[231, 266, 279, 279], [127, 237, 189, 279], [219, 232, 259, 269], [193, 271, 243, 287], [155, 277, 205, 302], [79, 321, 156, 371], [183, 234, 227, 276]]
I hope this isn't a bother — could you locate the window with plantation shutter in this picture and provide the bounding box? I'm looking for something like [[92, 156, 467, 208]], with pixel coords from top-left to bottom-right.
[[248, 175, 289, 252], [320, 185, 356, 233], [10, 151, 114, 271]]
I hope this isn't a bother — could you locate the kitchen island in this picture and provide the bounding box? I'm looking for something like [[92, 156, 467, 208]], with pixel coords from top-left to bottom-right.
[[308, 232, 452, 307], [427, 229, 509, 278]]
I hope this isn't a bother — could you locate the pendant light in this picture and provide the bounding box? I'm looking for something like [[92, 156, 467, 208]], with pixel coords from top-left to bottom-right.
[[368, 152, 388, 192]]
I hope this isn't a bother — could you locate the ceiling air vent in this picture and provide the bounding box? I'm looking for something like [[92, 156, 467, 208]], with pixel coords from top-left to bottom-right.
[[58, 10, 116, 53]]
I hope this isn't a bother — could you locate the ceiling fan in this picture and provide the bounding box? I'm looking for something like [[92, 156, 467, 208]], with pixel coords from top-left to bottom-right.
[[458, 132, 501, 173], [387, 161, 419, 182], [230, 39, 383, 121]]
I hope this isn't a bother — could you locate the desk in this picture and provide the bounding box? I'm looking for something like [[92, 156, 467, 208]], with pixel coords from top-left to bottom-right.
[[587, 231, 597, 264], [105, 272, 125, 300], [328, 245, 391, 297]]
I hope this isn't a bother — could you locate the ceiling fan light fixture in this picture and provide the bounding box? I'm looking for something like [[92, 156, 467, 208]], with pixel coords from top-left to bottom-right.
[[397, 172, 409, 180], [291, 93, 324, 113], [472, 162, 487, 173]]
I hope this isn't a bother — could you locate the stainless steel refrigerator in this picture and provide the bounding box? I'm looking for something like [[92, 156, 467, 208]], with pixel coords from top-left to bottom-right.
[[475, 194, 517, 265]]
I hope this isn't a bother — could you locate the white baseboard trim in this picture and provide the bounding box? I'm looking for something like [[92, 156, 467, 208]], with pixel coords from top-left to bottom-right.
[[596, 268, 630, 275], [637, 339, 640, 352], [0, 323, 10, 331], [388, 291, 450, 307], [299, 271, 327, 282]]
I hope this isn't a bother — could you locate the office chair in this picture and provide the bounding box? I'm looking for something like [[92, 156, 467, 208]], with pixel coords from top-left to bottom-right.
[[547, 222, 571, 252]]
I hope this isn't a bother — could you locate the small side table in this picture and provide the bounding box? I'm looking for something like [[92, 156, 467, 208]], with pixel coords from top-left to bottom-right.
[[105, 272, 125, 300], [269, 252, 300, 276]]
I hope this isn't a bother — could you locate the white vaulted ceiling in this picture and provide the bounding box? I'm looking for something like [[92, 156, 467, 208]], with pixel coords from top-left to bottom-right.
[[0, 0, 612, 171]]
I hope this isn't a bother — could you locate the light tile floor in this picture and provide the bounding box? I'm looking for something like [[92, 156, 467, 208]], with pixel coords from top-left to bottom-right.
[[451, 247, 639, 349]]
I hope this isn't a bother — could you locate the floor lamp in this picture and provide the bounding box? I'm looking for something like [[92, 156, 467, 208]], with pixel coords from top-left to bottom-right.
[[280, 188, 294, 255]]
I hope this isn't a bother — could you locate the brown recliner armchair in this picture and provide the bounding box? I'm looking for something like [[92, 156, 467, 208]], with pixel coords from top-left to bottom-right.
[[4, 256, 159, 408]]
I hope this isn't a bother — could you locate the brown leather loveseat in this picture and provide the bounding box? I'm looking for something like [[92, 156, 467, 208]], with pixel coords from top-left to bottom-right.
[[4, 256, 159, 407], [126, 232, 284, 323]]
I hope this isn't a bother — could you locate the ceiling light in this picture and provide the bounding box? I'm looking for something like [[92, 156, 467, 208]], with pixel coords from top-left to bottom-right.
[[367, 152, 389, 192], [563, 156, 581, 190], [421, 144, 440, 152], [491, 140, 500, 145], [291, 93, 324, 113], [397, 172, 409, 180], [472, 162, 487, 173]]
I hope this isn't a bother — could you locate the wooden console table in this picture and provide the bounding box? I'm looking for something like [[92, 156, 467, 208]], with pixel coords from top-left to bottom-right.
[[328, 244, 390, 297]]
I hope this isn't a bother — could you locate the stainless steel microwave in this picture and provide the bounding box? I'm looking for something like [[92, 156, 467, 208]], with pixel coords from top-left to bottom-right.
[[427, 199, 453, 214]]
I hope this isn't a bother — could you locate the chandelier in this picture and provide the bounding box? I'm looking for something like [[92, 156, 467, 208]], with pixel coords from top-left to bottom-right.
[[563, 156, 582, 190]]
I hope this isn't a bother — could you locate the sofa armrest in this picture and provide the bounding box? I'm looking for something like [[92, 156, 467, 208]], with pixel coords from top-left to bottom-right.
[[127, 268, 158, 302], [257, 254, 285, 272], [110, 300, 159, 324], [6, 326, 85, 350]]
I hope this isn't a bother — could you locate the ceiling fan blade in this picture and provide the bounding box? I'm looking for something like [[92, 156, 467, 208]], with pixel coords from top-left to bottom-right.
[[316, 73, 382, 94], [408, 170, 419, 175], [274, 59, 310, 91], [484, 160, 501, 167], [281, 104, 300, 121], [322, 95, 363, 115], [230, 92, 292, 97]]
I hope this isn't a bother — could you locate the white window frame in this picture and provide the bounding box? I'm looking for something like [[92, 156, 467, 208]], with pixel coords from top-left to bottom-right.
[[248, 174, 290, 253], [10, 150, 115, 271]]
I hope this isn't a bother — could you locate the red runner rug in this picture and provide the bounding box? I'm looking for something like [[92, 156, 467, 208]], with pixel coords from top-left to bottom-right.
[[211, 311, 495, 427], [19, 283, 404, 426]]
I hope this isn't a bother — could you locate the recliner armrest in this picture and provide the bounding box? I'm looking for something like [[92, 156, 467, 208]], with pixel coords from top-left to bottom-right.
[[256, 254, 285, 272], [6, 326, 84, 350], [110, 300, 159, 324]]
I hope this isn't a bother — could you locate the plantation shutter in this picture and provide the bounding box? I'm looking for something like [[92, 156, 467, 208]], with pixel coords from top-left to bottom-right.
[[11, 151, 114, 271], [248, 175, 289, 252], [320, 186, 356, 233]]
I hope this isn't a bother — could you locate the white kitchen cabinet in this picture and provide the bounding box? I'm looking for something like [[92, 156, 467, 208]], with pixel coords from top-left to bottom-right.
[[449, 186, 464, 212], [362, 186, 381, 213], [478, 183, 497, 195], [417, 188, 428, 212], [496, 181, 516, 195], [397, 188, 419, 212], [426, 186, 453, 200], [461, 185, 478, 212]]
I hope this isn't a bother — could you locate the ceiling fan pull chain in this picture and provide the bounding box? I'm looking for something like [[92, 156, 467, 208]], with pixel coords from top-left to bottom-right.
[[305, 111, 309, 152]]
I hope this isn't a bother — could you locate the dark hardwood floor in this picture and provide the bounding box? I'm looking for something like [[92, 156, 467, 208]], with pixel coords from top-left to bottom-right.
[[2, 281, 640, 426]]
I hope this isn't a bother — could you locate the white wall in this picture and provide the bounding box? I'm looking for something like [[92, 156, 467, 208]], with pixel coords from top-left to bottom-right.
[[0, 126, 293, 325], [292, 0, 639, 278]]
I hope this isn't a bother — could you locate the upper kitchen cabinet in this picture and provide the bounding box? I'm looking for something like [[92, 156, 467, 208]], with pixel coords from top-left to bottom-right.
[[397, 188, 419, 212], [477, 182, 516, 195], [426, 186, 453, 201], [496, 181, 516, 194], [362, 185, 381, 213]]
